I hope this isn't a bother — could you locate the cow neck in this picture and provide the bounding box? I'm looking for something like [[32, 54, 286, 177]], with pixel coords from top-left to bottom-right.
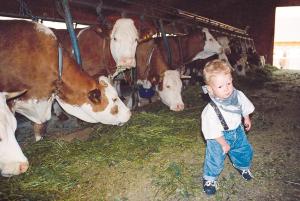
[[90, 27, 116, 77], [171, 36, 185, 73], [179, 35, 194, 64], [180, 32, 204, 65], [148, 46, 167, 87], [140, 46, 155, 80], [163, 35, 194, 71], [103, 37, 116, 76]]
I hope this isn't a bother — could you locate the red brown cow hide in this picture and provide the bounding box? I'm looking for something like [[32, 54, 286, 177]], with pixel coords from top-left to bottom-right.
[[0, 20, 131, 141]]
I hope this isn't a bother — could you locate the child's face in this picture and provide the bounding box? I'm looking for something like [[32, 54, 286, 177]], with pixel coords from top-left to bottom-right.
[[207, 73, 233, 99]]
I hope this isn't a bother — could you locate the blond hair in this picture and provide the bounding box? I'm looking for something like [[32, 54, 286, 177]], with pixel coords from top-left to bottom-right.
[[203, 59, 232, 84]]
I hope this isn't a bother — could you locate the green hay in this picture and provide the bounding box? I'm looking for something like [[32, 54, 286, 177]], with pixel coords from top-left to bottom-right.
[[0, 86, 206, 200]]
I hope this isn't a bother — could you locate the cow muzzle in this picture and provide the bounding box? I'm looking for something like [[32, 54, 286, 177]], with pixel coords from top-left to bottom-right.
[[1, 161, 29, 177], [118, 57, 136, 68], [170, 103, 185, 111]]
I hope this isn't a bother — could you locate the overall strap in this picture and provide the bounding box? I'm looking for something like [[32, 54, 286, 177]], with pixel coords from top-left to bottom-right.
[[209, 100, 229, 130]]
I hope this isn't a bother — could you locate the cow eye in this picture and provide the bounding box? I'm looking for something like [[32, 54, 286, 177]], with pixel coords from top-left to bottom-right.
[[112, 98, 117, 102], [209, 38, 213, 42], [166, 85, 170, 88], [113, 37, 117, 41], [88, 89, 101, 104]]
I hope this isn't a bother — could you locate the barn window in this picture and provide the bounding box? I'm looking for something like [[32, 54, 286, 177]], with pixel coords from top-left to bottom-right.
[[0, 16, 89, 29], [273, 6, 300, 70]]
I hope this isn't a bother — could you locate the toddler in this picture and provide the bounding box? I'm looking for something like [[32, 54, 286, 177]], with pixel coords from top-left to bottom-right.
[[201, 59, 255, 195]]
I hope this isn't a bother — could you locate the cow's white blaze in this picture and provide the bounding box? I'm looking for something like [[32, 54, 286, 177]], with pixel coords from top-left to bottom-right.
[[0, 93, 28, 177], [56, 76, 131, 125], [157, 70, 184, 111], [192, 28, 222, 60], [110, 18, 138, 68]]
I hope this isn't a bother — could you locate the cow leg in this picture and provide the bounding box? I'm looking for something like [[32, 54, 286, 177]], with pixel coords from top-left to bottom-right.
[[114, 80, 123, 99], [33, 123, 46, 141]]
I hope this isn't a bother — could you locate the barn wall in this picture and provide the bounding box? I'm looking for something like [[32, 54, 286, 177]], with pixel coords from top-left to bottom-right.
[[178, 0, 277, 64], [0, 0, 97, 24]]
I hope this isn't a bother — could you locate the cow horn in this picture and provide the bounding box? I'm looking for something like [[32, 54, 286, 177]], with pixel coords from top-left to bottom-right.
[[138, 34, 152, 43]]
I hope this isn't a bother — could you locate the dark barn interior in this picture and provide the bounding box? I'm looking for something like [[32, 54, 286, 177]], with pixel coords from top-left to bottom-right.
[[0, 0, 299, 64]]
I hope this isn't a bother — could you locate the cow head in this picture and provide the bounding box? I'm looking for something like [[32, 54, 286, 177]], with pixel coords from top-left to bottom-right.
[[0, 91, 29, 177], [202, 28, 223, 56], [110, 18, 139, 68], [156, 70, 184, 111], [56, 76, 131, 126], [191, 28, 223, 61], [233, 54, 250, 76], [217, 36, 232, 55]]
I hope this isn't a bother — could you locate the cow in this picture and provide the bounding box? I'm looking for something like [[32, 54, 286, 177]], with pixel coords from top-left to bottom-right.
[[0, 90, 29, 177], [191, 28, 223, 61], [147, 28, 223, 87], [135, 39, 184, 111], [0, 20, 131, 142], [72, 26, 184, 111], [133, 27, 224, 110], [55, 17, 156, 74], [216, 36, 250, 76]]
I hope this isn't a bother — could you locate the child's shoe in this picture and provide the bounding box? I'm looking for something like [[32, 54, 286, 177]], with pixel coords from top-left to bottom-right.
[[237, 169, 253, 181], [203, 179, 217, 195]]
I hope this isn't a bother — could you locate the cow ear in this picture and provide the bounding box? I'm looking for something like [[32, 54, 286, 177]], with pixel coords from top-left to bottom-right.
[[99, 79, 108, 87], [88, 89, 101, 104], [93, 26, 103, 34], [92, 26, 109, 39]]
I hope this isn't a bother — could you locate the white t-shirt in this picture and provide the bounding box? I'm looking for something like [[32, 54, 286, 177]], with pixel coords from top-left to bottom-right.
[[201, 90, 255, 140]]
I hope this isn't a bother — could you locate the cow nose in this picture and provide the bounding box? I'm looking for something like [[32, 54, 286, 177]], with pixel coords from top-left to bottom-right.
[[119, 57, 135, 67], [171, 103, 185, 111], [177, 103, 184, 111], [19, 162, 29, 173]]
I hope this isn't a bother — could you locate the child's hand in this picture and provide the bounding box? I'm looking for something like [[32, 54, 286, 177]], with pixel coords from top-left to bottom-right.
[[222, 143, 230, 154], [244, 116, 252, 131]]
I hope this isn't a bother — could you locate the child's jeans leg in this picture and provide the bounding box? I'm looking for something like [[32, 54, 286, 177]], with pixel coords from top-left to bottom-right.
[[227, 125, 253, 170], [203, 139, 226, 181]]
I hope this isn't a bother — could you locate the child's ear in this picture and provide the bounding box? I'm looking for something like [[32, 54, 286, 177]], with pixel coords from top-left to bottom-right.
[[206, 85, 213, 94]]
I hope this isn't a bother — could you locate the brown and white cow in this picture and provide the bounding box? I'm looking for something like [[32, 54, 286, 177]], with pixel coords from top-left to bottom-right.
[[0, 20, 131, 142], [134, 28, 224, 110], [0, 90, 29, 177], [55, 17, 156, 75], [150, 28, 223, 72], [136, 39, 184, 111]]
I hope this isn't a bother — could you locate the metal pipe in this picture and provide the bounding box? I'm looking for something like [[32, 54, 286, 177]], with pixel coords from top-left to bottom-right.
[[71, 0, 250, 39], [62, 0, 82, 67]]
